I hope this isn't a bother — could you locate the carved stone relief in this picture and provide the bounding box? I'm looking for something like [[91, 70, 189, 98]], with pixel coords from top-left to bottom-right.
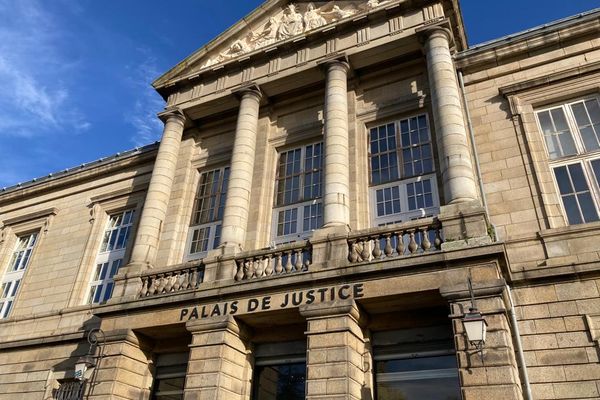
[[201, 1, 392, 69]]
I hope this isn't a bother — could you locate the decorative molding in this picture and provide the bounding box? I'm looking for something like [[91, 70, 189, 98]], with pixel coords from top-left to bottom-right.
[[499, 60, 600, 97], [388, 15, 403, 34], [357, 27, 370, 45], [2, 208, 58, 227]]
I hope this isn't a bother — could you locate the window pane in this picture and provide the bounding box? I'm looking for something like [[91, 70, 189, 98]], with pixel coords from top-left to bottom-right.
[[553, 164, 598, 225], [571, 100, 600, 151], [554, 166, 572, 195], [254, 363, 306, 400], [591, 159, 600, 188], [568, 164, 588, 192], [537, 108, 577, 159], [376, 355, 460, 400], [578, 193, 599, 223]]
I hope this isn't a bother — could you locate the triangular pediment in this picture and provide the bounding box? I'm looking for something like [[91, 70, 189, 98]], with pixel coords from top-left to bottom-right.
[[153, 0, 395, 89]]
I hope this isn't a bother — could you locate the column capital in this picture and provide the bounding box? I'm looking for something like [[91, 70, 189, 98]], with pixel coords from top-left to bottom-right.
[[417, 21, 454, 46], [233, 83, 263, 102], [157, 106, 186, 125], [319, 56, 351, 74]]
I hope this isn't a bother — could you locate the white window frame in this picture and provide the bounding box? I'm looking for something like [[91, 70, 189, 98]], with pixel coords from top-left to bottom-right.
[[368, 114, 440, 227], [185, 166, 229, 261], [535, 96, 600, 225], [0, 232, 38, 319], [272, 142, 323, 245], [87, 209, 135, 304], [370, 174, 440, 226]]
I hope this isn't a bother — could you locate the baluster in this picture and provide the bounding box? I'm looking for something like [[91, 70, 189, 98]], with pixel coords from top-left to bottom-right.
[[408, 230, 418, 254], [139, 277, 149, 297], [235, 262, 244, 281], [434, 226, 443, 250], [348, 240, 359, 262], [395, 232, 404, 256], [173, 272, 182, 291], [372, 236, 382, 259], [190, 268, 200, 288], [255, 257, 264, 278], [384, 234, 393, 257], [295, 249, 303, 271], [421, 227, 431, 252], [304, 248, 311, 270], [157, 274, 167, 294], [275, 253, 283, 274], [248, 259, 256, 279], [285, 251, 293, 273], [242, 260, 250, 280], [150, 278, 159, 296], [181, 269, 190, 290], [264, 255, 273, 276], [165, 273, 175, 292], [360, 238, 371, 261]]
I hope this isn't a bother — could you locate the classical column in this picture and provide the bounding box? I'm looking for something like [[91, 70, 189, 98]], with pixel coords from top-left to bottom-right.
[[129, 108, 186, 269], [300, 299, 367, 400], [424, 27, 478, 204], [219, 86, 262, 251], [323, 60, 351, 228], [184, 316, 251, 400]]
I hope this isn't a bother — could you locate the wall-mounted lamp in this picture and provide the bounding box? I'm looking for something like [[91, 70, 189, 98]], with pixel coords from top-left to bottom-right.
[[74, 329, 105, 398], [462, 276, 487, 361]]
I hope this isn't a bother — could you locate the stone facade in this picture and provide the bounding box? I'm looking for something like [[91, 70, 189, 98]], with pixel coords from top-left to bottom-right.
[[1, 1, 600, 399]]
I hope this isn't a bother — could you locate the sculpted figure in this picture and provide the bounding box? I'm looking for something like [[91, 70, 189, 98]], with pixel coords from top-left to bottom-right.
[[303, 3, 327, 31], [322, 5, 357, 22], [254, 16, 279, 47], [367, 0, 390, 8], [277, 4, 304, 40], [220, 33, 253, 60]]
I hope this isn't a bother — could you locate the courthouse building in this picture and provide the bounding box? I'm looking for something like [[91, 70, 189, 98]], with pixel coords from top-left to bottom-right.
[[2, 0, 600, 399]]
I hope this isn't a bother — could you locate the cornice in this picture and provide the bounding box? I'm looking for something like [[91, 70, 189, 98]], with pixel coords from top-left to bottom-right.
[[456, 8, 600, 71], [0, 145, 158, 205]]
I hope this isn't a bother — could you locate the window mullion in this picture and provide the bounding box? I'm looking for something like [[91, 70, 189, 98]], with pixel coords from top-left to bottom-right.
[[564, 103, 586, 155]]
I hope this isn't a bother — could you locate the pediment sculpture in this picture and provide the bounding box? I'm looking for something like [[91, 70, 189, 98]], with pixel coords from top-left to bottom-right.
[[201, 0, 391, 69]]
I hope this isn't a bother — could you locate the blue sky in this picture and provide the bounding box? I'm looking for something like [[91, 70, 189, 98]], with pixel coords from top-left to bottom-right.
[[0, 0, 598, 188]]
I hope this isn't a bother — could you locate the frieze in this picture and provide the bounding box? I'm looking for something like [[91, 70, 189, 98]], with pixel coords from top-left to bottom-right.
[[179, 283, 365, 321], [201, 1, 392, 69]]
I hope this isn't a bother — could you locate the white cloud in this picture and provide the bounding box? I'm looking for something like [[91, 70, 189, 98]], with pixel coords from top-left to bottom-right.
[[125, 48, 166, 146], [0, 0, 90, 137]]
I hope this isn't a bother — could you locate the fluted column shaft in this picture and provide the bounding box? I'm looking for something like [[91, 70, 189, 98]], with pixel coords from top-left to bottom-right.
[[129, 108, 185, 268], [219, 87, 262, 250], [323, 60, 351, 228], [424, 28, 478, 204]]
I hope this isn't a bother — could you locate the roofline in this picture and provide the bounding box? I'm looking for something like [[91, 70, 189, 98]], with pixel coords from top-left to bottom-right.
[[0, 143, 159, 197], [457, 7, 600, 59]]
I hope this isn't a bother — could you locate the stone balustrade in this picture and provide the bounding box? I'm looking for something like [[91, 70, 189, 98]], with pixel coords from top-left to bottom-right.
[[139, 264, 204, 298], [234, 241, 312, 281], [347, 218, 443, 263]]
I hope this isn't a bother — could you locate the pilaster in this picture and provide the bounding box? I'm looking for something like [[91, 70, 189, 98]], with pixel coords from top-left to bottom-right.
[[441, 280, 524, 400], [87, 329, 153, 400], [300, 299, 367, 400], [184, 316, 252, 400]]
